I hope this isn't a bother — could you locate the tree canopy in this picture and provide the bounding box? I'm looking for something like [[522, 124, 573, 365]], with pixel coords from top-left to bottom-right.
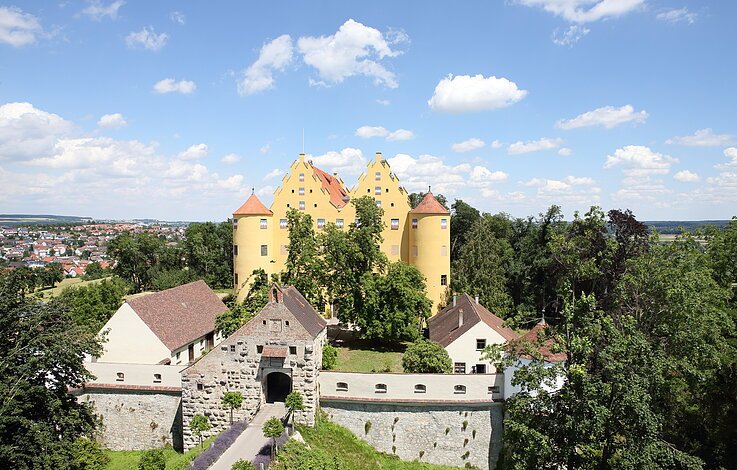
[[402, 340, 452, 374]]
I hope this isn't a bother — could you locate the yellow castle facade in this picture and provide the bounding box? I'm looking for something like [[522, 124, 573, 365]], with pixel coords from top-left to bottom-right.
[[232, 152, 450, 313]]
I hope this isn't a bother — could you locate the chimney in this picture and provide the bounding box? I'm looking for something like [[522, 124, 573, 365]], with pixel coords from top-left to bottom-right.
[[475, 295, 479, 305], [269, 285, 281, 303], [453, 295, 457, 307], [458, 308, 464, 328], [375, 152, 382, 162]]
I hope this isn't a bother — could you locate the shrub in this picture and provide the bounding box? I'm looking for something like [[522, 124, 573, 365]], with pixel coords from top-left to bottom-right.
[[401, 340, 452, 373], [263, 416, 285, 456], [73, 437, 109, 470], [231, 459, 256, 470], [364, 420, 372, 435], [190, 414, 211, 448], [322, 343, 338, 370], [222, 391, 244, 424], [138, 449, 166, 470]]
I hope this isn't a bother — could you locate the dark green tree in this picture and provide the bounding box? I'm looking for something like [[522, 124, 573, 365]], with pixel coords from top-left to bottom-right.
[[216, 269, 269, 337], [190, 414, 211, 448], [221, 391, 244, 425], [72, 437, 109, 470], [82, 261, 108, 280], [283, 209, 324, 310], [263, 416, 285, 456], [450, 199, 480, 260], [137, 448, 165, 470], [107, 232, 166, 292], [402, 340, 452, 373], [183, 221, 233, 289], [57, 277, 130, 332], [321, 343, 338, 370], [285, 391, 305, 426]]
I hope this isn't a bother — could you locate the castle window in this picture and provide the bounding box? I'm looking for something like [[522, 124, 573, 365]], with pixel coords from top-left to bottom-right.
[[414, 384, 426, 394], [314, 203, 318, 208], [299, 187, 305, 196], [441, 274, 448, 286], [375, 200, 382, 208], [260, 219, 268, 229], [285, 320, 289, 326], [310, 189, 313, 193], [475, 364, 487, 374], [299, 201, 305, 210], [286, 203, 290, 208], [260, 245, 268, 256], [289, 346, 297, 355], [391, 218, 399, 230], [454, 362, 466, 374], [280, 219, 288, 229], [367, 188, 371, 194], [390, 202, 394, 207], [411, 218, 418, 229], [176, 351, 181, 360], [375, 186, 381, 195], [441, 218, 448, 229], [230, 345, 236, 352], [454, 385, 467, 394], [299, 173, 304, 182], [197, 383, 203, 391], [116, 372, 124, 382], [441, 245, 447, 257], [233, 245, 238, 256], [488, 386, 501, 394], [232, 218, 238, 228], [153, 373, 162, 383], [354, 218, 360, 226], [336, 219, 344, 228], [336, 382, 348, 392], [375, 171, 381, 181], [375, 384, 387, 394], [317, 218, 325, 229], [257, 345, 264, 354], [291, 189, 294, 193], [476, 339, 486, 350], [234, 273, 238, 288]]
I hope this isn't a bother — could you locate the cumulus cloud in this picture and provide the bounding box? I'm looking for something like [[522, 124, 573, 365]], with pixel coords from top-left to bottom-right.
[[657, 8, 697, 24], [126, 26, 168, 51], [0, 6, 42, 47], [666, 128, 735, 147], [81, 0, 125, 21], [673, 170, 699, 182], [470, 165, 508, 182], [153, 78, 196, 94], [97, 113, 127, 129], [355, 126, 414, 141], [558, 147, 572, 156], [0, 102, 74, 160], [170, 11, 185, 25], [452, 138, 485, 153], [491, 140, 503, 149], [260, 144, 270, 154], [557, 105, 648, 129], [178, 143, 208, 160], [716, 147, 737, 169], [221, 153, 241, 164], [508, 137, 564, 155], [263, 168, 285, 180], [309, 147, 366, 176], [428, 74, 527, 113], [297, 19, 405, 88], [604, 145, 677, 177], [517, 0, 645, 23], [552, 25, 590, 46], [238, 35, 293, 96]]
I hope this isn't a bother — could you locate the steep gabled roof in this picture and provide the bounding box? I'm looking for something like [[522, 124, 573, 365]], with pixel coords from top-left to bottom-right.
[[233, 193, 273, 216], [277, 284, 328, 338], [510, 320, 566, 363], [127, 280, 228, 351], [312, 166, 349, 209], [428, 293, 518, 347], [409, 192, 449, 215]]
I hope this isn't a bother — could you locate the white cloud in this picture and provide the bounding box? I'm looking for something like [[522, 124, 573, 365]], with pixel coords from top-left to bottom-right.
[[470, 165, 508, 182], [558, 147, 572, 156], [97, 113, 127, 129], [716, 147, 737, 169], [452, 138, 485, 153], [428, 74, 527, 113], [557, 104, 648, 129], [221, 153, 240, 164], [309, 147, 366, 176], [376, 99, 391, 106], [126, 27, 168, 51], [517, 0, 645, 23], [0, 6, 42, 47], [81, 0, 125, 21], [170, 11, 185, 25], [604, 145, 677, 177], [237, 35, 293, 96], [153, 78, 196, 94], [260, 144, 270, 154], [491, 140, 503, 149], [508, 137, 564, 155], [552, 25, 590, 46], [263, 168, 284, 180], [666, 128, 735, 147], [355, 126, 414, 141], [257, 185, 276, 198], [297, 19, 405, 88], [218, 174, 243, 190], [178, 143, 208, 160], [673, 170, 699, 182], [656, 8, 697, 24], [0, 102, 74, 160]]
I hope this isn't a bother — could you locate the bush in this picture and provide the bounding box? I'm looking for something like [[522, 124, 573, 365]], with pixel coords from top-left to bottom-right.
[[72, 437, 109, 470], [138, 449, 166, 470], [401, 340, 453, 373], [231, 459, 256, 470], [322, 343, 338, 370]]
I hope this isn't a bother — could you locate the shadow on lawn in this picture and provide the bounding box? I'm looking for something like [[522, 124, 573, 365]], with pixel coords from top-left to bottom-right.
[[328, 325, 408, 353]]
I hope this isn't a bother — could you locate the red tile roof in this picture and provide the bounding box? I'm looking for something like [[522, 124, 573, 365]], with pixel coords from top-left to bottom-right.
[[262, 345, 288, 358], [511, 320, 566, 363], [233, 193, 273, 216], [429, 294, 518, 347], [127, 280, 228, 351], [312, 166, 349, 209], [409, 192, 449, 215]]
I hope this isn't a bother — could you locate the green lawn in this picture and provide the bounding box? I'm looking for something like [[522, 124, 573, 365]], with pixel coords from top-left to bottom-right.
[[275, 416, 462, 470], [331, 329, 407, 372], [35, 276, 111, 299], [105, 435, 216, 470]]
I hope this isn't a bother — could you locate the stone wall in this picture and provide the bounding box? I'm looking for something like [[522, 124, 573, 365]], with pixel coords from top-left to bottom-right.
[[321, 400, 503, 470], [78, 389, 182, 451]]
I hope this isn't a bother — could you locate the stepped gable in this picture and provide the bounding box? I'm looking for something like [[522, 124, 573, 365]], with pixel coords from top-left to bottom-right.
[[233, 193, 273, 216], [312, 166, 349, 209], [126, 280, 227, 351], [429, 293, 518, 347], [277, 284, 328, 338], [511, 319, 566, 363], [409, 192, 449, 215]]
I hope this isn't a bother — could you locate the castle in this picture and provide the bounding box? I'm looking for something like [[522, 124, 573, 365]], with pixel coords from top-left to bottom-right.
[[232, 152, 451, 312]]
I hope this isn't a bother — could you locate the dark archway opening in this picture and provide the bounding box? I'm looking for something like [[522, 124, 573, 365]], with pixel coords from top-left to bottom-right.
[[266, 372, 292, 403]]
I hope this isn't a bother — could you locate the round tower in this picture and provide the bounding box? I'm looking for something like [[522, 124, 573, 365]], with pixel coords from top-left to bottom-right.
[[408, 191, 451, 314], [232, 191, 273, 301]]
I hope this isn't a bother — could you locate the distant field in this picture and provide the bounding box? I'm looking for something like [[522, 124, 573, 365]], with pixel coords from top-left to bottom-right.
[[0, 214, 92, 225], [34, 276, 112, 299]]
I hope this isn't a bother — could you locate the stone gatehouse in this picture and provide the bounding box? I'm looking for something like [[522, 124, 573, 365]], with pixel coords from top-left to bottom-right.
[[181, 284, 327, 450]]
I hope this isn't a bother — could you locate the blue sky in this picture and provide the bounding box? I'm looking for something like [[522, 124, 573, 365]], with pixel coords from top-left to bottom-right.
[[1, 0, 735, 221]]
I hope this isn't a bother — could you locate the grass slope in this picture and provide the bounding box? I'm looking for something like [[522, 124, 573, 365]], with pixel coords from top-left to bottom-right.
[[35, 276, 111, 300], [105, 435, 216, 470], [275, 417, 462, 470]]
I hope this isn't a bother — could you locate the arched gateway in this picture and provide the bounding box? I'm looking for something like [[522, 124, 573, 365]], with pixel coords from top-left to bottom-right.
[[265, 371, 292, 403]]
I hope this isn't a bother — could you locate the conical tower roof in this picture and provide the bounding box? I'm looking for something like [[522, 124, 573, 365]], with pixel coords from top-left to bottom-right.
[[233, 193, 273, 216], [409, 192, 449, 215]]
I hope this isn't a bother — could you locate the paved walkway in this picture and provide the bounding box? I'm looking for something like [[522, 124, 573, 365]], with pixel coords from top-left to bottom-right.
[[210, 403, 286, 470]]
